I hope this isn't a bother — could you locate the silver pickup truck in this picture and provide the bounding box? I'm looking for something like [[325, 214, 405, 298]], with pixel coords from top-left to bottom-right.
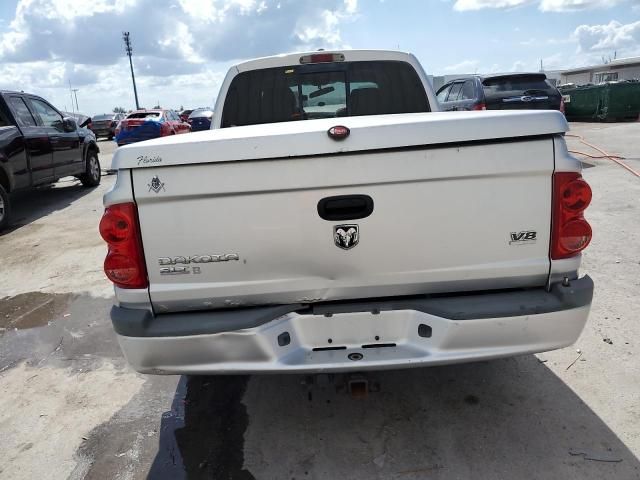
[[101, 50, 593, 374]]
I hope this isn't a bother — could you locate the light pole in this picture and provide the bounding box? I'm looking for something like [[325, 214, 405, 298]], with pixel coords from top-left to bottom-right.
[[68, 80, 75, 114], [72, 89, 79, 111], [122, 32, 140, 110]]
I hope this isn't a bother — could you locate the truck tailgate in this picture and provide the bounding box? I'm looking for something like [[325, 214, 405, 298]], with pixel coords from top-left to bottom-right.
[[130, 136, 554, 313]]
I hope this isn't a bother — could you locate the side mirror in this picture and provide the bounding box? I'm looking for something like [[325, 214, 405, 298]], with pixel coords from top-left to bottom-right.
[[62, 117, 77, 132], [79, 117, 92, 128]]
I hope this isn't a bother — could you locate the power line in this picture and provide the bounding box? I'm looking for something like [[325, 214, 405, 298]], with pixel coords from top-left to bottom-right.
[[123, 32, 140, 110]]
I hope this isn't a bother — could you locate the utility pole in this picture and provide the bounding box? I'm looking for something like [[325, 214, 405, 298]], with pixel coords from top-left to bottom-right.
[[123, 32, 140, 110], [72, 89, 79, 111], [68, 80, 75, 114]]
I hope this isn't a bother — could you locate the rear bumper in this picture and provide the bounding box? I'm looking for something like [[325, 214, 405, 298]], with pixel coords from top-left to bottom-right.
[[113, 276, 593, 374]]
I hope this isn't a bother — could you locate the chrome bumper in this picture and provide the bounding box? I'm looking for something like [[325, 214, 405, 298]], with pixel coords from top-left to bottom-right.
[[114, 277, 593, 374]]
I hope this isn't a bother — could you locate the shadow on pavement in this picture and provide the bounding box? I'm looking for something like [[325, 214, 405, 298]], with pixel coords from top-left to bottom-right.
[[146, 356, 640, 479], [1, 179, 97, 236]]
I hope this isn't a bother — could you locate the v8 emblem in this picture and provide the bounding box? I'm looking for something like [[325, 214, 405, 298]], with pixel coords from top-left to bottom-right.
[[510, 230, 537, 244]]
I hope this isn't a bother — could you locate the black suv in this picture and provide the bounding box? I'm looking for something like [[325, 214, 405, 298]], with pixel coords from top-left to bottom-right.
[[436, 73, 563, 112]]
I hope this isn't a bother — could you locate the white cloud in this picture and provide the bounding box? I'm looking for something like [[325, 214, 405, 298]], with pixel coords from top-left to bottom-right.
[[0, 0, 358, 113], [540, 0, 626, 11], [453, 0, 532, 11], [510, 60, 528, 71], [443, 59, 480, 72], [452, 0, 627, 10], [574, 20, 640, 52]]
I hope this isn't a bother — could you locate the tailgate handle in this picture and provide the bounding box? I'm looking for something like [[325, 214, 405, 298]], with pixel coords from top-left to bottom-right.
[[317, 195, 374, 221]]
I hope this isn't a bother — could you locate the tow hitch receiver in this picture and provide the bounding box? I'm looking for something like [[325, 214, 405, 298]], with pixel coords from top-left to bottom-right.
[[302, 373, 379, 400], [347, 373, 369, 399]]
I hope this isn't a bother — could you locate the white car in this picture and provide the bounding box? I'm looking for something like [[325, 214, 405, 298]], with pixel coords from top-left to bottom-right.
[[101, 50, 593, 374]]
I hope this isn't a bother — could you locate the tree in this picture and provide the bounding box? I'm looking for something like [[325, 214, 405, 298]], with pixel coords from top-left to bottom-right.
[[113, 106, 126, 113]]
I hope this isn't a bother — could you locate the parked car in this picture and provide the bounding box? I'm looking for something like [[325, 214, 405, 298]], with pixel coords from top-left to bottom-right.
[[179, 109, 193, 122], [115, 109, 191, 146], [436, 73, 564, 112], [0, 90, 101, 231], [89, 113, 125, 139], [187, 108, 213, 131], [102, 50, 592, 376]]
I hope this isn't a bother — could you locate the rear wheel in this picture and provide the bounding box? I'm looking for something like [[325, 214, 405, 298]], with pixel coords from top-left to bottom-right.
[[0, 183, 10, 232], [80, 150, 101, 187]]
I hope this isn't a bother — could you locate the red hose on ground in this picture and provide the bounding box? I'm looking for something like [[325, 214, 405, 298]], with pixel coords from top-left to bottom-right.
[[566, 133, 640, 178]]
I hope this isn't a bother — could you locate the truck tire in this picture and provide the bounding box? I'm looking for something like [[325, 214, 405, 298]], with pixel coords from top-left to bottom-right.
[[80, 150, 101, 187], [0, 183, 10, 232]]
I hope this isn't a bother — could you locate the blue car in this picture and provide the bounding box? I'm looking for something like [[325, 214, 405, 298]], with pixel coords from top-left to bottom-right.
[[188, 108, 213, 131]]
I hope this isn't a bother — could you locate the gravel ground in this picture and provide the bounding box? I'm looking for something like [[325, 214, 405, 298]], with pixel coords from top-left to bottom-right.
[[0, 125, 638, 480]]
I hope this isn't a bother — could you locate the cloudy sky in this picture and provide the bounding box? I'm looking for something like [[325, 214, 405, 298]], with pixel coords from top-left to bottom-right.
[[0, 0, 638, 115]]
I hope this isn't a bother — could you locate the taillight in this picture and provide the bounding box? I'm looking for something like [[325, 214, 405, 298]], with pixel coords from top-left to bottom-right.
[[560, 97, 565, 114], [551, 172, 592, 259], [473, 103, 486, 111], [99, 203, 148, 289], [299, 53, 345, 64]]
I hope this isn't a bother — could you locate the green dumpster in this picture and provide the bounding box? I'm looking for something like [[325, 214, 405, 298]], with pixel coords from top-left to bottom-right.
[[560, 81, 640, 121]]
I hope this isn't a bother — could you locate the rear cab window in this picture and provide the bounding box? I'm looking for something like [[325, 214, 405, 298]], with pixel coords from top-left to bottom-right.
[[127, 112, 162, 120], [482, 74, 553, 94], [221, 61, 430, 127]]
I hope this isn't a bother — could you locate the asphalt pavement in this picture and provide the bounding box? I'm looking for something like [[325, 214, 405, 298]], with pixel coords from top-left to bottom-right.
[[0, 127, 639, 480]]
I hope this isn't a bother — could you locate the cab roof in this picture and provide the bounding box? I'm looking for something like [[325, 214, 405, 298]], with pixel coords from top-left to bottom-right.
[[233, 49, 417, 73]]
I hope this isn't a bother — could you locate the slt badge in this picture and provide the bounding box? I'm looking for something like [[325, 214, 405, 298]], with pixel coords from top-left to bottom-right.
[[334, 224, 359, 250]]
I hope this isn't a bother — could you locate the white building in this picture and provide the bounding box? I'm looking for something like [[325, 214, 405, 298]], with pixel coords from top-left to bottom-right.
[[560, 56, 640, 86]]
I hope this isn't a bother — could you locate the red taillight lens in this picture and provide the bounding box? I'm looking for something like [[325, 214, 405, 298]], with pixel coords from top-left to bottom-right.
[[551, 172, 592, 259], [560, 178, 592, 211], [558, 219, 592, 253], [560, 97, 565, 114], [99, 203, 148, 289], [473, 103, 486, 111], [99, 209, 131, 243]]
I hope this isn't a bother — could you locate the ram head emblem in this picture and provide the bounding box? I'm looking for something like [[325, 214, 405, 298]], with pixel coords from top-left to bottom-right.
[[334, 225, 359, 250]]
